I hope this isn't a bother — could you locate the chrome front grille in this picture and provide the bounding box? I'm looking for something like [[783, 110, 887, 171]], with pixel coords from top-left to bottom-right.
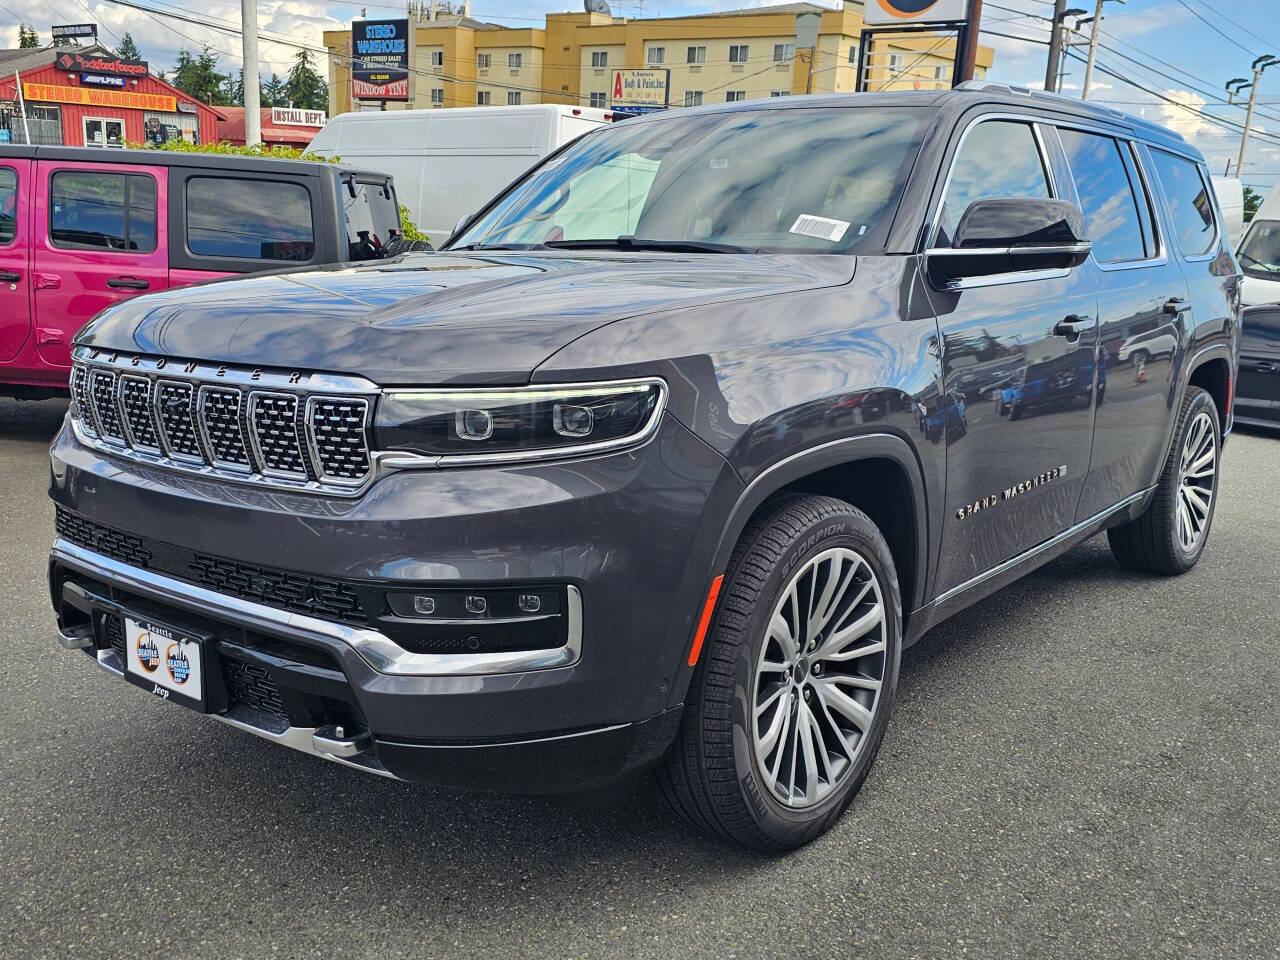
[[70, 350, 377, 496]]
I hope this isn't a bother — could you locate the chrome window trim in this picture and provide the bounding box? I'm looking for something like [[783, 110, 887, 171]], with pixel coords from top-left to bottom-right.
[[1145, 144, 1222, 263], [929, 266, 1071, 291], [1052, 125, 1168, 272], [52, 539, 584, 677], [924, 112, 1060, 252]]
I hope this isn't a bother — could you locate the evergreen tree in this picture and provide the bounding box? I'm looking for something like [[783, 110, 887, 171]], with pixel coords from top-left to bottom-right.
[[262, 73, 286, 108], [283, 49, 327, 111], [116, 33, 142, 62], [18, 24, 41, 48], [170, 46, 231, 106]]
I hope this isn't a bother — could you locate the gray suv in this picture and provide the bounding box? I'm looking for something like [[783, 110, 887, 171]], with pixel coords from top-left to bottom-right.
[[49, 85, 1240, 850]]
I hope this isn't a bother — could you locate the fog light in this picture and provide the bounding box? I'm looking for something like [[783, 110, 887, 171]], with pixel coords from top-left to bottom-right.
[[465, 595, 488, 615], [455, 408, 494, 441], [518, 593, 541, 613], [553, 402, 593, 437], [413, 595, 436, 615]]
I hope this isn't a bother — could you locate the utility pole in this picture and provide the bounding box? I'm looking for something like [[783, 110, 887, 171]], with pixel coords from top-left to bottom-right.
[[1229, 56, 1279, 181], [1081, 0, 1124, 100], [242, 0, 261, 147], [1045, 0, 1067, 92], [957, 0, 985, 84]]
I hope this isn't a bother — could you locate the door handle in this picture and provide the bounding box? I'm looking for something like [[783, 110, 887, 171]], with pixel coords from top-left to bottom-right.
[[1053, 315, 1092, 340], [0, 271, 19, 283], [1254, 359, 1278, 373], [1163, 297, 1191, 315], [34, 273, 60, 290], [107, 276, 150, 290]]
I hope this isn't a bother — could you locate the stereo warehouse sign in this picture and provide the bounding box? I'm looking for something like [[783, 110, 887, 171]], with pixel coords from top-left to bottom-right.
[[23, 83, 176, 112], [351, 19, 410, 101]]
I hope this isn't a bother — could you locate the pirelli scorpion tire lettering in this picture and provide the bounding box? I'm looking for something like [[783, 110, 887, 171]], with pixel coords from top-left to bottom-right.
[[1108, 386, 1220, 575], [657, 495, 902, 851]]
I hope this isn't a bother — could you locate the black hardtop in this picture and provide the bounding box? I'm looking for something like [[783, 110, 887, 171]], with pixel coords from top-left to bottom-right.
[[0, 144, 393, 182]]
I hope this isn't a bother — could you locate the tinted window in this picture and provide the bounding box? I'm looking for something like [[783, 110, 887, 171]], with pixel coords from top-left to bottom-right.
[[1150, 150, 1216, 258], [0, 168, 15, 245], [343, 178, 402, 259], [50, 172, 156, 252], [186, 178, 314, 261], [1243, 306, 1280, 349], [454, 108, 929, 255], [939, 120, 1049, 245], [1058, 129, 1146, 263]]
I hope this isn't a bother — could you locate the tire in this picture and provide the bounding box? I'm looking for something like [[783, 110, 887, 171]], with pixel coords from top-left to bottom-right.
[[656, 495, 902, 851], [1107, 386, 1220, 575], [1008, 402, 1024, 421]]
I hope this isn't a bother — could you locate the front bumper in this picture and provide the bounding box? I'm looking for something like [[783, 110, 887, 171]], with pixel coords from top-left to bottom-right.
[[48, 412, 739, 792]]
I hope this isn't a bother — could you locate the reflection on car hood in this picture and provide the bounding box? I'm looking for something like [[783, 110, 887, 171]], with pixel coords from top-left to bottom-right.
[[76, 251, 855, 384]]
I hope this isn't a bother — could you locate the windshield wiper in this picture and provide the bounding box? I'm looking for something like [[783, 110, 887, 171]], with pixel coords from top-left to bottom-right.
[[1239, 252, 1280, 274], [544, 237, 752, 254], [450, 241, 550, 251]]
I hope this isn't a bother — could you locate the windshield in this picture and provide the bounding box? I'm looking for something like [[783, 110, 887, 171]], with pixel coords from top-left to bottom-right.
[[343, 176, 403, 261], [1238, 218, 1280, 280], [450, 107, 930, 255]]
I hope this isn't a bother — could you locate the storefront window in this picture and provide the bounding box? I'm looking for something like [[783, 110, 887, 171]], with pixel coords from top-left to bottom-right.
[[83, 117, 125, 149]]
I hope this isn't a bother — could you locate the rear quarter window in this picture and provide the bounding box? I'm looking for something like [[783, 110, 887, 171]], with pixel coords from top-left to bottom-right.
[[1149, 149, 1216, 258], [186, 177, 314, 261]]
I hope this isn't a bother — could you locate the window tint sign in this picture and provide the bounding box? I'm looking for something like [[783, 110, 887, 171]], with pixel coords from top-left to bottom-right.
[[864, 0, 971, 25], [351, 19, 410, 101]]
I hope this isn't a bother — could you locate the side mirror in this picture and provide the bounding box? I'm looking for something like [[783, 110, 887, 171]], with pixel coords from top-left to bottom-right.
[[927, 197, 1091, 287], [453, 213, 472, 238]]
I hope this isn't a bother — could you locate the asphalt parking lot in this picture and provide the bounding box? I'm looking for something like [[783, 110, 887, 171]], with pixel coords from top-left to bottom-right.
[[0, 396, 1276, 960]]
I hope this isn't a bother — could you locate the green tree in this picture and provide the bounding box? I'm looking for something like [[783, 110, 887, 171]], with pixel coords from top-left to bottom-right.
[[116, 33, 142, 62], [283, 49, 327, 111], [1244, 185, 1263, 223], [262, 73, 286, 108], [18, 24, 41, 48], [171, 46, 231, 106]]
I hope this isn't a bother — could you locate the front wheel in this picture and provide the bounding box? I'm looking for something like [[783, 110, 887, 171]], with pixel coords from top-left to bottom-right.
[[1107, 386, 1220, 574], [656, 495, 902, 851]]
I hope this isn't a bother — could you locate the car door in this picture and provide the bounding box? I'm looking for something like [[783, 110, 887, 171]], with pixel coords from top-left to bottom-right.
[[1238, 305, 1280, 425], [0, 158, 31, 363], [921, 115, 1099, 596], [32, 160, 169, 368], [1050, 127, 1194, 520]]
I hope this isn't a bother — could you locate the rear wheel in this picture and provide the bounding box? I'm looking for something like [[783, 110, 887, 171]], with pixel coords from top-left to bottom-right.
[[656, 495, 902, 851], [1107, 386, 1220, 574]]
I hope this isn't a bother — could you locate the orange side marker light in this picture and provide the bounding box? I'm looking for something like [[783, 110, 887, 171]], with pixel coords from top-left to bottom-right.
[[687, 575, 725, 667]]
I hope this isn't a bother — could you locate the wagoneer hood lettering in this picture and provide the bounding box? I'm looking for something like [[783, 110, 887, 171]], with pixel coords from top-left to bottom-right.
[[76, 252, 855, 384]]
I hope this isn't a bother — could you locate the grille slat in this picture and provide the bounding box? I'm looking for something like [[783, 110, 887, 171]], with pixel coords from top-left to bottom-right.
[[222, 658, 290, 721], [89, 370, 125, 442], [71, 356, 373, 494], [119, 376, 162, 451]]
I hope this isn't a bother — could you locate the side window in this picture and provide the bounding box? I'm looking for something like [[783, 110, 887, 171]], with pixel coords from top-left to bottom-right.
[[1149, 149, 1216, 258], [0, 168, 16, 245], [343, 178, 401, 260], [938, 120, 1050, 245], [50, 172, 156, 252], [186, 177, 314, 261], [1057, 128, 1147, 264]]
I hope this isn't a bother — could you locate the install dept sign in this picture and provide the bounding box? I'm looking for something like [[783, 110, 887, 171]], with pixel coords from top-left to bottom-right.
[[610, 69, 670, 115]]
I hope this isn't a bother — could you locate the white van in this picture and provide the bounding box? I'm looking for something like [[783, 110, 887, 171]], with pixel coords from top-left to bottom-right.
[[306, 104, 613, 243], [1237, 183, 1280, 307], [1211, 176, 1243, 249]]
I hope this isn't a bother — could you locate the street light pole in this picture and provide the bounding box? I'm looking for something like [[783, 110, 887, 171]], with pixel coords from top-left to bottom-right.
[[1233, 56, 1279, 180], [242, 0, 261, 147], [1082, 0, 1124, 100], [1045, 0, 1067, 92]]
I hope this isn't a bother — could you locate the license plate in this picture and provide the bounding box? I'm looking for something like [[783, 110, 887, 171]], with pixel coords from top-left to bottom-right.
[[123, 615, 206, 711]]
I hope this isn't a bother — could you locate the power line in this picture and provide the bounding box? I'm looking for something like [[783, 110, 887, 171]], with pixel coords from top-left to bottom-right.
[[1185, 0, 1280, 54], [1173, 0, 1256, 56]]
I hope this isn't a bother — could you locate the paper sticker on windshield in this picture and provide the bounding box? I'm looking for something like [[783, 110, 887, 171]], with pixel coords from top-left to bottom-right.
[[790, 215, 850, 243]]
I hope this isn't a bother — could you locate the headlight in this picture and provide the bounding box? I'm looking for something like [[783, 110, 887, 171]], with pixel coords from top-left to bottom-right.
[[375, 378, 667, 465]]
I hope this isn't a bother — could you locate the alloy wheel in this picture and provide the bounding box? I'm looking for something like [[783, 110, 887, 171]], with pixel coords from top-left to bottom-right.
[[751, 547, 887, 808], [1176, 409, 1216, 553]]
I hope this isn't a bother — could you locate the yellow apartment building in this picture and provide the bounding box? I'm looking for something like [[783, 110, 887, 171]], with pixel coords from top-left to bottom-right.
[[323, 2, 993, 117]]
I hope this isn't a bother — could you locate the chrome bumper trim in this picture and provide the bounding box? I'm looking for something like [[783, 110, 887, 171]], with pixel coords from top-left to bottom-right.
[[82, 644, 398, 779], [52, 539, 583, 677]]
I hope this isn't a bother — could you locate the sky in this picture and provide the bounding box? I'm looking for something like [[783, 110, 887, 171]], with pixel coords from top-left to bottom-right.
[[2, 0, 1278, 195]]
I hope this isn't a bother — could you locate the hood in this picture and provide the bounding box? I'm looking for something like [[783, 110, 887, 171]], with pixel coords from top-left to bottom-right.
[[76, 251, 855, 385]]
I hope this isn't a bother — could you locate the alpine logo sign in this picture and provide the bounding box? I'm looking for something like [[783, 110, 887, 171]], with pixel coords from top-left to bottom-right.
[[864, 0, 971, 25]]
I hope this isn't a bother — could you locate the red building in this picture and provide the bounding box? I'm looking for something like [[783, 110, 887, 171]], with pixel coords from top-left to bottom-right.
[[217, 106, 326, 149], [0, 45, 221, 148]]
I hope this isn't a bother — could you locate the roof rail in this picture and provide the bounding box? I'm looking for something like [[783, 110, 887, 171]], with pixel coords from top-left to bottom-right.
[[953, 79, 1186, 141]]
